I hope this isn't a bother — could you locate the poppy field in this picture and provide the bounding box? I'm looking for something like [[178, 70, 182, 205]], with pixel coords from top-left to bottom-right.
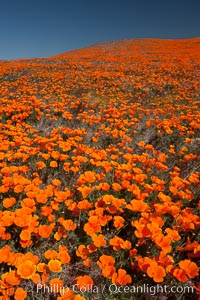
[[0, 38, 200, 299]]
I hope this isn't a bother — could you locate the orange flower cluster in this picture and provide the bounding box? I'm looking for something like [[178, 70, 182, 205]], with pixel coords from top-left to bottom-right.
[[0, 38, 200, 299]]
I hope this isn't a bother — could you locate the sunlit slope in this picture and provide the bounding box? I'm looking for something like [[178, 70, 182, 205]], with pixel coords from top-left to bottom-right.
[[50, 37, 200, 63], [0, 38, 200, 300]]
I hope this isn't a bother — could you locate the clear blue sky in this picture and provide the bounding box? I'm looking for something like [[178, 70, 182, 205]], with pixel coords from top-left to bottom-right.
[[1, 0, 200, 60]]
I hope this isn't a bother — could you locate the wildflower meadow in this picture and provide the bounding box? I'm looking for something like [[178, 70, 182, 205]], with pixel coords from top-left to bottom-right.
[[0, 38, 200, 299]]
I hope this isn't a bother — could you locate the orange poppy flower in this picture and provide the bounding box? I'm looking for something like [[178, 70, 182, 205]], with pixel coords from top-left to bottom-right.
[[165, 228, 181, 242], [20, 229, 31, 241], [99, 182, 110, 191], [1, 211, 14, 226], [57, 246, 71, 264], [50, 161, 58, 168], [76, 245, 89, 259], [17, 260, 36, 279], [132, 220, 151, 239], [113, 216, 125, 229], [126, 199, 150, 212], [58, 288, 75, 299], [112, 183, 122, 191], [87, 243, 97, 253], [63, 162, 70, 171], [83, 258, 92, 267], [100, 265, 115, 279], [37, 263, 48, 273], [97, 255, 115, 269], [5, 287, 15, 296], [14, 213, 33, 228], [36, 161, 46, 169], [51, 151, 60, 160], [77, 199, 93, 210], [32, 273, 41, 284], [172, 268, 188, 282], [154, 235, 172, 254], [15, 251, 39, 267], [2, 270, 21, 286], [136, 256, 153, 273], [52, 179, 61, 186], [21, 197, 36, 208], [59, 218, 77, 231], [147, 261, 166, 282], [138, 141, 145, 147], [50, 278, 64, 289], [2, 197, 16, 208], [38, 224, 54, 238], [77, 186, 92, 198], [112, 268, 132, 285], [20, 239, 33, 248], [109, 236, 131, 250], [74, 275, 94, 290], [14, 184, 24, 193], [48, 259, 62, 272], [14, 287, 27, 300], [44, 250, 58, 260], [188, 173, 199, 183], [91, 234, 106, 247], [40, 205, 53, 217], [41, 271, 50, 282], [158, 192, 171, 202], [83, 216, 101, 236], [179, 260, 199, 278]]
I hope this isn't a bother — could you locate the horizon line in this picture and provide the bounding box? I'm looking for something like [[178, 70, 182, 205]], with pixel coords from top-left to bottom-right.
[[1, 36, 200, 62]]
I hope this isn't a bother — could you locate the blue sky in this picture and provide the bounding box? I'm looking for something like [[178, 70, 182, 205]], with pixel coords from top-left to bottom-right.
[[1, 0, 200, 60]]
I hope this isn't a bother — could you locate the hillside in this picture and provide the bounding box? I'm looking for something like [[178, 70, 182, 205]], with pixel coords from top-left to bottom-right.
[[0, 38, 200, 300], [51, 37, 200, 60]]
